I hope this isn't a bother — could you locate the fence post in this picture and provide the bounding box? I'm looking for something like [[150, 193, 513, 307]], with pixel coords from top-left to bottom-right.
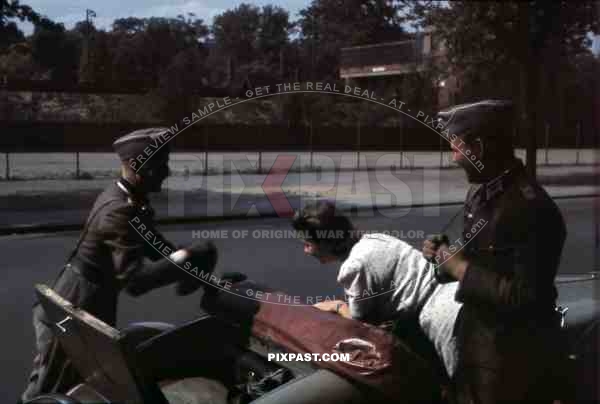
[[439, 132, 444, 168], [576, 122, 581, 165], [204, 129, 208, 175], [357, 119, 361, 170], [258, 151, 262, 174], [544, 122, 550, 165], [399, 121, 404, 169], [75, 152, 80, 179], [5, 152, 8, 180], [310, 120, 314, 171]]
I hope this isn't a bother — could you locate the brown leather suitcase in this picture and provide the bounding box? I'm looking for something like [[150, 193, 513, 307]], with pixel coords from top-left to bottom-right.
[[204, 281, 442, 402]]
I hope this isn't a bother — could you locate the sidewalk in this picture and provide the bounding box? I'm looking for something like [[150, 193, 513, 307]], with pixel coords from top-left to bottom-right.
[[1, 149, 596, 180], [0, 165, 597, 234]]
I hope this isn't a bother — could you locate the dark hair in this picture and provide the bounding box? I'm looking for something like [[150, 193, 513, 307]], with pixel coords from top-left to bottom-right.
[[292, 201, 357, 258]]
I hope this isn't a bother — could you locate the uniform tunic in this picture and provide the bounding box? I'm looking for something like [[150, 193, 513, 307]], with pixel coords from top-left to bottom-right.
[[22, 178, 182, 400], [453, 158, 566, 404]]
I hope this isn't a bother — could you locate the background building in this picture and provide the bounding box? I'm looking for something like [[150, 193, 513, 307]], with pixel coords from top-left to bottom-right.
[[339, 28, 459, 109]]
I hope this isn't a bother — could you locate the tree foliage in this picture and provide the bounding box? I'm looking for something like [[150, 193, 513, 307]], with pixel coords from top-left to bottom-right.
[[213, 4, 261, 65], [298, 0, 408, 79], [0, 0, 596, 132], [0, 0, 55, 50], [30, 20, 80, 82], [403, 0, 599, 173], [404, 0, 599, 100], [210, 3, 292, 88]]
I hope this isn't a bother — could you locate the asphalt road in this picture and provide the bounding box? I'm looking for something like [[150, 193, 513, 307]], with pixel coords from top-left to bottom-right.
[[1, 197, 597, 401]]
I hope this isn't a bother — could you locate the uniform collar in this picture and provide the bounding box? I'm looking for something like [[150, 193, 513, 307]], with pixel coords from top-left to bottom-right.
[[116, 177, 149, 205], [479, 159, 523, 203]]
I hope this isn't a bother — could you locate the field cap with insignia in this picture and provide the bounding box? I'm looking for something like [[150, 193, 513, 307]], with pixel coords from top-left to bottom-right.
[[436, 100, 514, 142], [112, 128, 171, 163]]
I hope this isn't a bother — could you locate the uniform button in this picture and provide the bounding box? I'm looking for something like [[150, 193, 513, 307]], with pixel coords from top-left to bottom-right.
[[488, 245, 494, 250], [467, 213, 473, 219]]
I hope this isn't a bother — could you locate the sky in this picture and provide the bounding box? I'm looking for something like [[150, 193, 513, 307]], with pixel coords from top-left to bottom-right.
[[17, 0, 600, 54], [19, 0, 310, 34]]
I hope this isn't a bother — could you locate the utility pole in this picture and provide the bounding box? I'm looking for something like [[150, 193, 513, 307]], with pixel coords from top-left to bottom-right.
[[84, 9, 96, 83], [311, 14, 315, 80], [279, 47, 284, 80], [308, 14, 315, 169], [518, 2, 537, 179]]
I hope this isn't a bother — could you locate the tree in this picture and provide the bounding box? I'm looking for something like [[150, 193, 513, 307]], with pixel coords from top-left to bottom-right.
[[110, 15, 208, 90], [0, 42, 39, 80], [76, 27, 113, 86], [257, 5, 291, 69], [0, 1, 84, 84], [0, 20, 23, 49], [404, 0, 600, 176], [211, 4, 292, 88], [1, 0, 41, 23], [298, 0, 408, 79], [158, 47, 208, 122], [30, 19, 80, 83], [213, 3, 261, 67], [112, 17, 145, 35], [0, 0, 54, 50], [560, 53, 600, 146]]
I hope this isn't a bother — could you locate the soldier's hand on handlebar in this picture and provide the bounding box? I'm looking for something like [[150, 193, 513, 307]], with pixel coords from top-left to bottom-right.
[[422, 234, 468, 282], [422, 234, 449, 263], [174, 241, 218, 296]]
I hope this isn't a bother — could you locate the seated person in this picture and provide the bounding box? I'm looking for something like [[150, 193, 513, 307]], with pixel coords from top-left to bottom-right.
[[292, 201, 462, 378]]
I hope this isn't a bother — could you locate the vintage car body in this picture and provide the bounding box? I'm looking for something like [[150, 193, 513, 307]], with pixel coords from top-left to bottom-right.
[[25, 273, 598, 404]]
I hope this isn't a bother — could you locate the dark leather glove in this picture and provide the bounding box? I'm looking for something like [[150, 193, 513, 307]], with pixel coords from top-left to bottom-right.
[[126, 242, 218, 297], [424, 234, 454, 284], [175, 241, 218, 296]]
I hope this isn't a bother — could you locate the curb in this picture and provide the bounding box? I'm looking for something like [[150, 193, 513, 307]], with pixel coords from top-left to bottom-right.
[[0, 193, 597, 236], [0, 161, 597, 182]]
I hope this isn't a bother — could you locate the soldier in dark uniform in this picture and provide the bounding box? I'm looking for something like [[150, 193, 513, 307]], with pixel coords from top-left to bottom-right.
[[422, 100, 567, 403], [21, 128, 217, 401]]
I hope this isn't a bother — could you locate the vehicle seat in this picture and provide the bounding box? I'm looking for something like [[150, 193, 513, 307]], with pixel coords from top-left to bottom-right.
[[23, 394, 81, 404], [35, 284, 231, 404], [66, 384, 110, 403], [35, 284, 167, 403]]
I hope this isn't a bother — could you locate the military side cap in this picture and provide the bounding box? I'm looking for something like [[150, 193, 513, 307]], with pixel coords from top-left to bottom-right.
[[436, 100, 514, 141], [113, 128, 171, 162]]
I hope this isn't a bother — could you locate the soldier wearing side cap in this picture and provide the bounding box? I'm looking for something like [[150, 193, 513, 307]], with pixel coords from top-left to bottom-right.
[[422, 100, 567, 403], [21, 128, 218, 401]]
